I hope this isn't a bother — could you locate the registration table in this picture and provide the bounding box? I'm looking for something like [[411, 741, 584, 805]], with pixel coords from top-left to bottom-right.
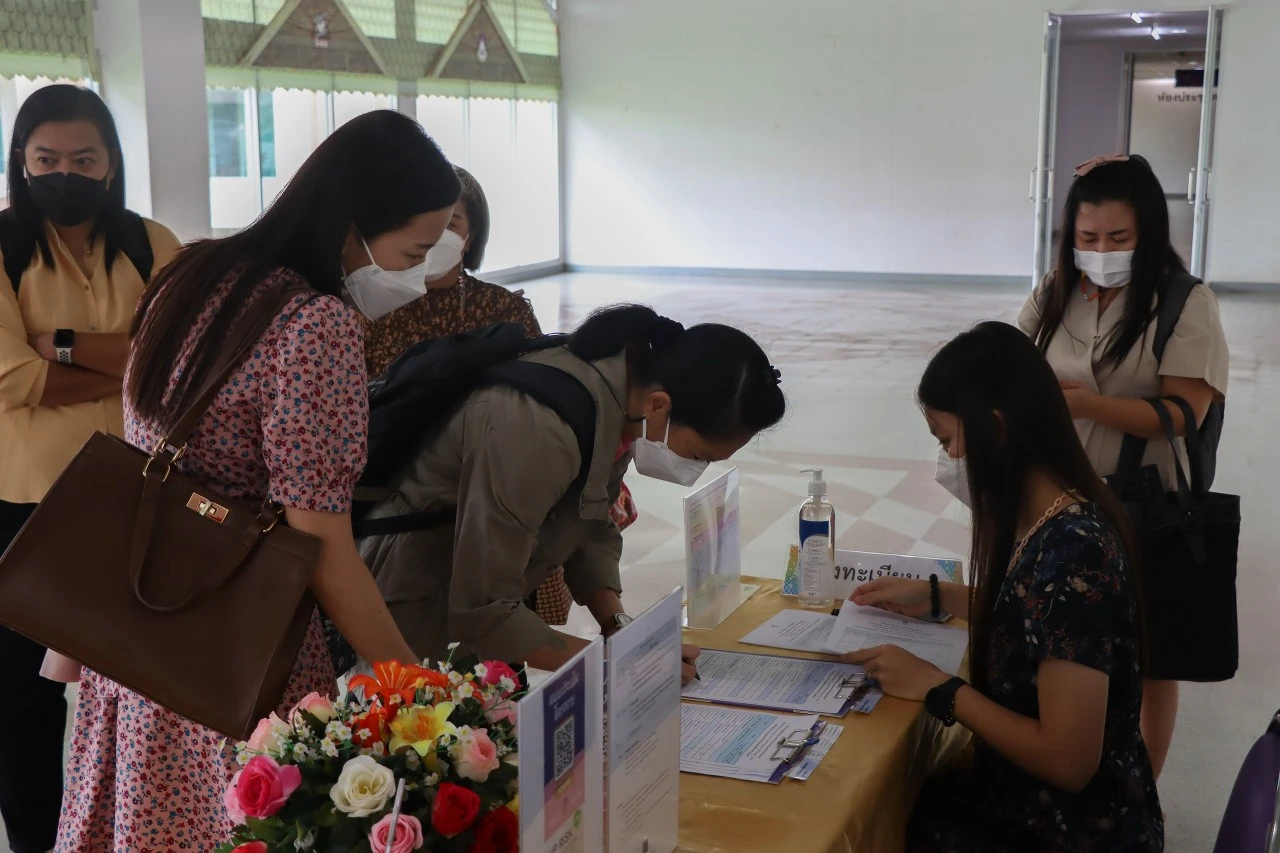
[[676, 578, 970, 853]]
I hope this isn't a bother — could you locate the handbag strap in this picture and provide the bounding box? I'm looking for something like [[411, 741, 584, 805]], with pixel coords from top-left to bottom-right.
[[1145, 398, 1194, 511], [1165, 395, 1206, 495]]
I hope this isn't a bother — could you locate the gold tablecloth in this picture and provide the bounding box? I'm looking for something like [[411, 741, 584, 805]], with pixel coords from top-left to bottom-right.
[[677, 579, 970, 853]]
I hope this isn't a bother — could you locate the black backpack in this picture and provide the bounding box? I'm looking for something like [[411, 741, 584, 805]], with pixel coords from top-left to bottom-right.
[[1116, 272, 1225, 489], [352, 322, 598, 538], [0, 208, 154, 290]]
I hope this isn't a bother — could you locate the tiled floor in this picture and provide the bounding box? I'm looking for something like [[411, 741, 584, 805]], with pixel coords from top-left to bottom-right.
[[5, 273, 1275, 852]]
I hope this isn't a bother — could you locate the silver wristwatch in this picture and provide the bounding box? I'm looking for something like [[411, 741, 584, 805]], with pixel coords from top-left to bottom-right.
[[609, 613, 634, 633]]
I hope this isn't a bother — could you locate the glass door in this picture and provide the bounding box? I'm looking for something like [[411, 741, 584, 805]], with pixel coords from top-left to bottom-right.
[[1031, 14, 1062, 287], [1189, 6, 1223, 278]]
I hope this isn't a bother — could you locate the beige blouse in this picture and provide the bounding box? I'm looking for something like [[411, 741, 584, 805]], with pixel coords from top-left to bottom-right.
[[1016, 276, 1229, 489]]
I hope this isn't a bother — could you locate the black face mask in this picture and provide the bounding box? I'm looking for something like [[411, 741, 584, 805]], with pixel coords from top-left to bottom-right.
[[27, 172, 109, 227]]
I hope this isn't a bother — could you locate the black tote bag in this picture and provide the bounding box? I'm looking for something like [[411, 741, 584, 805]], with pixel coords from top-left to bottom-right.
[[1109, 397, 1240, 682]]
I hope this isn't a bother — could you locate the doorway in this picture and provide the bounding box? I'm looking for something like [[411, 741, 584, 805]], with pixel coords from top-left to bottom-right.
[[1030, 8, 1223, 286]]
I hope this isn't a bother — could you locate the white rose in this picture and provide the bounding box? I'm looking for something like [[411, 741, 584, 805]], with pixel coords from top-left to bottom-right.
[[330, 755, 396, 818]]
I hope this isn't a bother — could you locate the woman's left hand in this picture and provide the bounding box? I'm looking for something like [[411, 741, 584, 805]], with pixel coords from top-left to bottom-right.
[[841, 644, 949, 701], [1059, 380, 1097, 419]]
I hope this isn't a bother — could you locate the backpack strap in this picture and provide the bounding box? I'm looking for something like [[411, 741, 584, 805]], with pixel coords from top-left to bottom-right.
[[119, 211, 155, 282], [353, 361, 598, 539], [1113, 271, 1202, 492]]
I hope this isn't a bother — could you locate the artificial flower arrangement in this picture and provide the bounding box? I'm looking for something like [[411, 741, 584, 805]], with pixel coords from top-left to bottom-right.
[[217, 653, 522, 853]]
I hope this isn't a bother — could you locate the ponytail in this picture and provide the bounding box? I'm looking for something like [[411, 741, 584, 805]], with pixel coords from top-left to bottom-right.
[[568, 304, 786, 441]]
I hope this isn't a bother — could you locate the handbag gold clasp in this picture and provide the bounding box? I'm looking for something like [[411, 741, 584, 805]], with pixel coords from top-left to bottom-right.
[[186, 493, 229, 523]]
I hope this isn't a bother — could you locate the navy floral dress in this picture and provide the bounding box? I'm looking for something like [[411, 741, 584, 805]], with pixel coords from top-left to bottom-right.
[[909, 502, 1163, 852]]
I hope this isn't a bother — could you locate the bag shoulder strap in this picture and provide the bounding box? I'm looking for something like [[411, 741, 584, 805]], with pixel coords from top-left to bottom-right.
[[1114, 271, 1203, 485], [120, 211, 155, 282]]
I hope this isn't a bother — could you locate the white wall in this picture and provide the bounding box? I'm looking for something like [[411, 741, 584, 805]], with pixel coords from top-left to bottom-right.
[[561, 0, 1280, 284], [1051, 42, 1128, 233], [1130, 78, 1210, 194]]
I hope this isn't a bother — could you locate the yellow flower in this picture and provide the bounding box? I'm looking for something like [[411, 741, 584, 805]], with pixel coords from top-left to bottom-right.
[[389, 702, 458, 757], [507, 794, 519, 817]]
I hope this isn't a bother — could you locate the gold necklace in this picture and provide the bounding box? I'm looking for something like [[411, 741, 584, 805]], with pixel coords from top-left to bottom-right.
[[1010, 492, 1073, 568]]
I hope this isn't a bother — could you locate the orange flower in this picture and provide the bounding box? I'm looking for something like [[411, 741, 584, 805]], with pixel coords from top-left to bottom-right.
[[350, 706, 392, 749], [350, 661, 445, 707]]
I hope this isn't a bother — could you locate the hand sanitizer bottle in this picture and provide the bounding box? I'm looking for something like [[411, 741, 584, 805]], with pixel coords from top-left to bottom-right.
[[798, 468, 836, 610]]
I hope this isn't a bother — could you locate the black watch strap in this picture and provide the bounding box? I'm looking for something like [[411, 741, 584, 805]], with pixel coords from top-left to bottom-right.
[[925, 676, 967, 727]]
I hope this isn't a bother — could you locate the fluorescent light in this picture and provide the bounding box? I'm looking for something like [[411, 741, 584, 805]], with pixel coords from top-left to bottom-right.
[[1150, 27, 1161, 40], [1131, 12, 1144, 23]]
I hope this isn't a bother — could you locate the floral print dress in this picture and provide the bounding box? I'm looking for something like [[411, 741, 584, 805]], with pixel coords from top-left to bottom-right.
[[909, 503, 1163, 853], [56, 270, 367, 852]]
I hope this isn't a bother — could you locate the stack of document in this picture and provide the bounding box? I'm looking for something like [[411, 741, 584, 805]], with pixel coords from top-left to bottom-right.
[[679, 704, 827, 784], [682, 648, 872, 716]]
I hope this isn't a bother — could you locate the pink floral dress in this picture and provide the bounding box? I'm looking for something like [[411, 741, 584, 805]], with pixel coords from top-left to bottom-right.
[[55, 269, 367, 852]]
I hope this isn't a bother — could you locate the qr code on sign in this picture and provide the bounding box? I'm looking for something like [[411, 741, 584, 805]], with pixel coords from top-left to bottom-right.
[[553, 716, 575, 780]]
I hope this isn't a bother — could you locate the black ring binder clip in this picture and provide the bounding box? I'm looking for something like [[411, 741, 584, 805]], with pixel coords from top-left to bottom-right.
[[835, 673, 868, 699]]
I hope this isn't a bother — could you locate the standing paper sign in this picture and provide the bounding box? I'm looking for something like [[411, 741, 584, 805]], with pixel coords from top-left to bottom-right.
[[783, 547, 963, 599], [519, 638, 605, 853], [685, 468, 742, 629], [606, 587, 683, 853]]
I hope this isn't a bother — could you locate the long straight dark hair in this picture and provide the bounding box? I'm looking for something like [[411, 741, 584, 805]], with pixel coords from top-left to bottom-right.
[[918, 322, 1144, 689], [127, 110, 460, 428], [1031, 155, 1186, 370], [5, 85, 131, 271]]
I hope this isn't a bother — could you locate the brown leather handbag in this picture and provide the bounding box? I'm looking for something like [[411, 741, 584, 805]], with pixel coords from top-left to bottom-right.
[[0, 293, 323, 739]]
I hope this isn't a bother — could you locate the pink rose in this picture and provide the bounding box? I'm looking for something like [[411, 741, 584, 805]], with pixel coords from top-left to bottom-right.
[[480, 661, 519, 695], [483, 697, 517, 727], [232, 755, 302, 819], [246, 712, 290, 756], [290, 691, 336, 724], [224, 771, 247, 824], [369, 812, 425, 853], [452, 728, 500, 783]]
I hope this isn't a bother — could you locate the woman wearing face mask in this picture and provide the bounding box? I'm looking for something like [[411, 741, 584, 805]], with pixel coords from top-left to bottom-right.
[[54, 111, 457, 852], [360, 166, 639, 635], [358, 304, 786, 683], [0, 85, 181, 853], [1015, 154, 1228, 780], [849, 322, 1161, 852]]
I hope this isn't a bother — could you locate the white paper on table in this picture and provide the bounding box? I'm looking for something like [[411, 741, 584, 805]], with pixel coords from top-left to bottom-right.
[[784, 722, 843, 780], [681, 648, 864, 717], [606, 588, 683, 853], [739, 609, 838, 654], [679, 704, 820, 783], [825, 601, 969, 675]]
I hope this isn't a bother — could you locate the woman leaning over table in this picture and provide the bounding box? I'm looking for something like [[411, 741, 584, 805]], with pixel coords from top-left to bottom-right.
[[361, 165, 640, 631], [1016, 154, 1228, 779], [845, 322, 1161, 851], [54, 111, 458, 852], [0, 85, 180, 853]]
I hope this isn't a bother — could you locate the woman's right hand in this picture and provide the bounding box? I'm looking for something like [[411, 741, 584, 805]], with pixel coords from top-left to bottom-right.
[[849, 577, 932, 618]]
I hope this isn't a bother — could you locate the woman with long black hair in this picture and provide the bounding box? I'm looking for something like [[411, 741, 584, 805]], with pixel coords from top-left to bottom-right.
[[0, 84, 180, 853], [844, 322, 1162, 851], [1016, 154, 1228, 778], [55, 110, 459, 851]]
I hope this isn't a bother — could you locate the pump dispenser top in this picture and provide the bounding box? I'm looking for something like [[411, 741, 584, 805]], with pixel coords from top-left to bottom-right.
[[802, 468, 827, 499]]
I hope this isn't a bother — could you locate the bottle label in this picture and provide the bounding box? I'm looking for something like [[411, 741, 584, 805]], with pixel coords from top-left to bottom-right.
[[799, 524, 833, 599]]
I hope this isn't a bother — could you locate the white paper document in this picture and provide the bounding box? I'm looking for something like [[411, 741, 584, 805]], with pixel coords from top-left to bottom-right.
[[679, 704, 820, 784], [825, 601, 969, 676], [681, 648, 867, 716], [784, 722, 843, 781], [739, 609, 837, 654]]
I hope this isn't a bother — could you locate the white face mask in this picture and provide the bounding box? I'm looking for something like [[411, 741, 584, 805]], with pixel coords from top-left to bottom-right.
[[423, 229, 466, 284], [935, 449, 970, 507], [1073, 249, 1134, 289], [633, 418, 708, 487], [343, 234, 448, 321]]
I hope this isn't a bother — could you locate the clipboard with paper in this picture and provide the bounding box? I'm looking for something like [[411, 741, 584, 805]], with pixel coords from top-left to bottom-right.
[[680, 648, 874, 717], [679, 704, 830, 784]]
